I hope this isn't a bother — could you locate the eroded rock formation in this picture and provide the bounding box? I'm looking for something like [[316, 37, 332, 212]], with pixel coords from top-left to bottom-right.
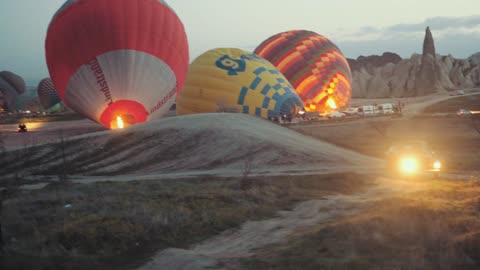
[[348, 27, 480, 98]]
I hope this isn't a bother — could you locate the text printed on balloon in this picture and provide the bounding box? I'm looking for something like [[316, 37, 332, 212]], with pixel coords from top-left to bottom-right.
[[89, 58, 113, 105]]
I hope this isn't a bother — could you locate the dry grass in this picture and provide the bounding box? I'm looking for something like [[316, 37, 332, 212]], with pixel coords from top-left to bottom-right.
[[0, 173, 368, 270], [424, 94, 480, 113], [242, 179, 480, 270], [293, 95, 480, 172]]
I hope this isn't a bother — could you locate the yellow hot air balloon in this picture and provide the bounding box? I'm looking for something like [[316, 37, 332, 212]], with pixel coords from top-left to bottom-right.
[[177, 48, 304, 119]]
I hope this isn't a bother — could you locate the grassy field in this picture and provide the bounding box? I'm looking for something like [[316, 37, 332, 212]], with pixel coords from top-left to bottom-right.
[[1, 173, 369, 270], [294, 116, 480, 171], [293, 94, 480, 169], [241, 179, 480, 270]]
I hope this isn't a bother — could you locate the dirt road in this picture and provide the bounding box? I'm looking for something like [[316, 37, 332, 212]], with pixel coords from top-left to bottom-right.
[[0, 119, 104, 151]]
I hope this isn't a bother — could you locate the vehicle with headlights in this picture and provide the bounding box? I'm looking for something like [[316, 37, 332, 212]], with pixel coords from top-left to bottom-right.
[[457, 109, 472, 116], [386, 141, 442, 177]]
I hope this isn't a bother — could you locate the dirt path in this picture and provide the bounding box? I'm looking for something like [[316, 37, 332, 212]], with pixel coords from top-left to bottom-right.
[[350, 91, 480, 118], [402, 91, 480, 117], [136, 176, 430, 270], [137, 197, 359, 270], [0, 119, 104, 151]]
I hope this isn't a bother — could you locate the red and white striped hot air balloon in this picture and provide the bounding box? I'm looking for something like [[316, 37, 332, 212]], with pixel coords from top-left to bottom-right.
[[45, 0, 189, 129]]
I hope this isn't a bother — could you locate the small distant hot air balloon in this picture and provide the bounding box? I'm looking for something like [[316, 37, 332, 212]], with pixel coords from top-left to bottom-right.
[[37, 78, 62, 112], [255, 30, 352, 114], [45, 0, 189, 129], [0, 71, 25, 111], [177, 48, 304, 119]]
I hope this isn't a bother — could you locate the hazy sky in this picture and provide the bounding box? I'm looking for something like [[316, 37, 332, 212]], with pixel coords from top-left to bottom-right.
[[0, 0, 479, 82]]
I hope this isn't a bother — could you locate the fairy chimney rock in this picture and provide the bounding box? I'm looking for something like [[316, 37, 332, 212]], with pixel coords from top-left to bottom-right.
[[422, 26, 436, 57]]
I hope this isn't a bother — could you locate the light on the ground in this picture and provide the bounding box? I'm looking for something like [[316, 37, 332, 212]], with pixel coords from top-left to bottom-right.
[[433, 160, 442, 170]]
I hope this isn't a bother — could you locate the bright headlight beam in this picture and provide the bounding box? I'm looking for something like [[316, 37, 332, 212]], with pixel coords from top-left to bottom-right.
[[399, 157, 418, 174], [116, 116, 125, 129]]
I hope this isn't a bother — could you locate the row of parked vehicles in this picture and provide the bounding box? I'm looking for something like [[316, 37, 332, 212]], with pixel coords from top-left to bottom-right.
[[325, 103, 401, 119]]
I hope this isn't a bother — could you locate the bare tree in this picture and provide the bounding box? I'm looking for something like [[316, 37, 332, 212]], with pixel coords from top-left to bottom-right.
[[56, 129, 69, 182], [0, 132, 5, 175], [0, 132, 5, 155], [0, 189, 4, 256], [240, 151, 256, 190], [370, 121, 390, 138], [1, 133, 11, 256]]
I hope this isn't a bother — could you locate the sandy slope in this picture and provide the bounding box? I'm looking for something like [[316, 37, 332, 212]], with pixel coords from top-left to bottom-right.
[[1, 113, 380, 178]]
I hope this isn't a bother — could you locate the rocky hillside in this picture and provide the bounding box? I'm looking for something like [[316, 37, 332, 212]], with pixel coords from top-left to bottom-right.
[[348, 27, 480, 98]]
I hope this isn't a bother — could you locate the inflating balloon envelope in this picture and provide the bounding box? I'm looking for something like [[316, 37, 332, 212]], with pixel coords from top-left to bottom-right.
[[177, 48, 304, 119], [37, 78, 63, 112], [255, 30, 352, 114], [45, 0, 189, 129], [0, 71, 26, 112]]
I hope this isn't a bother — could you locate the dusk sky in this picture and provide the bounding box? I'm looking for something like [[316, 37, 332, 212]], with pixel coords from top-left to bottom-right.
[[0, 0, 479, 83]]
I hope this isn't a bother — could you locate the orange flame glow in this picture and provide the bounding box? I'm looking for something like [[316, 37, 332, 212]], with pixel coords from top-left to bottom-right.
[[327, 98, 337, 109]]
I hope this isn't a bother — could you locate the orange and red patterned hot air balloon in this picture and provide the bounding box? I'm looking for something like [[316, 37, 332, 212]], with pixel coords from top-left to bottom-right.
[[45, 0, 189, 129], [255, 30, 351, 114]]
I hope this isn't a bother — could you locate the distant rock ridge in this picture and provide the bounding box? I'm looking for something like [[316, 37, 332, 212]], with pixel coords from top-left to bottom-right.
[[348, 52, 402, 72], [348, 27, 480, 98]]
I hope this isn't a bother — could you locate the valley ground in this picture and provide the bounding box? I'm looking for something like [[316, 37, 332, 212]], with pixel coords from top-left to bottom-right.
[[1, 91, 480, 269]]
